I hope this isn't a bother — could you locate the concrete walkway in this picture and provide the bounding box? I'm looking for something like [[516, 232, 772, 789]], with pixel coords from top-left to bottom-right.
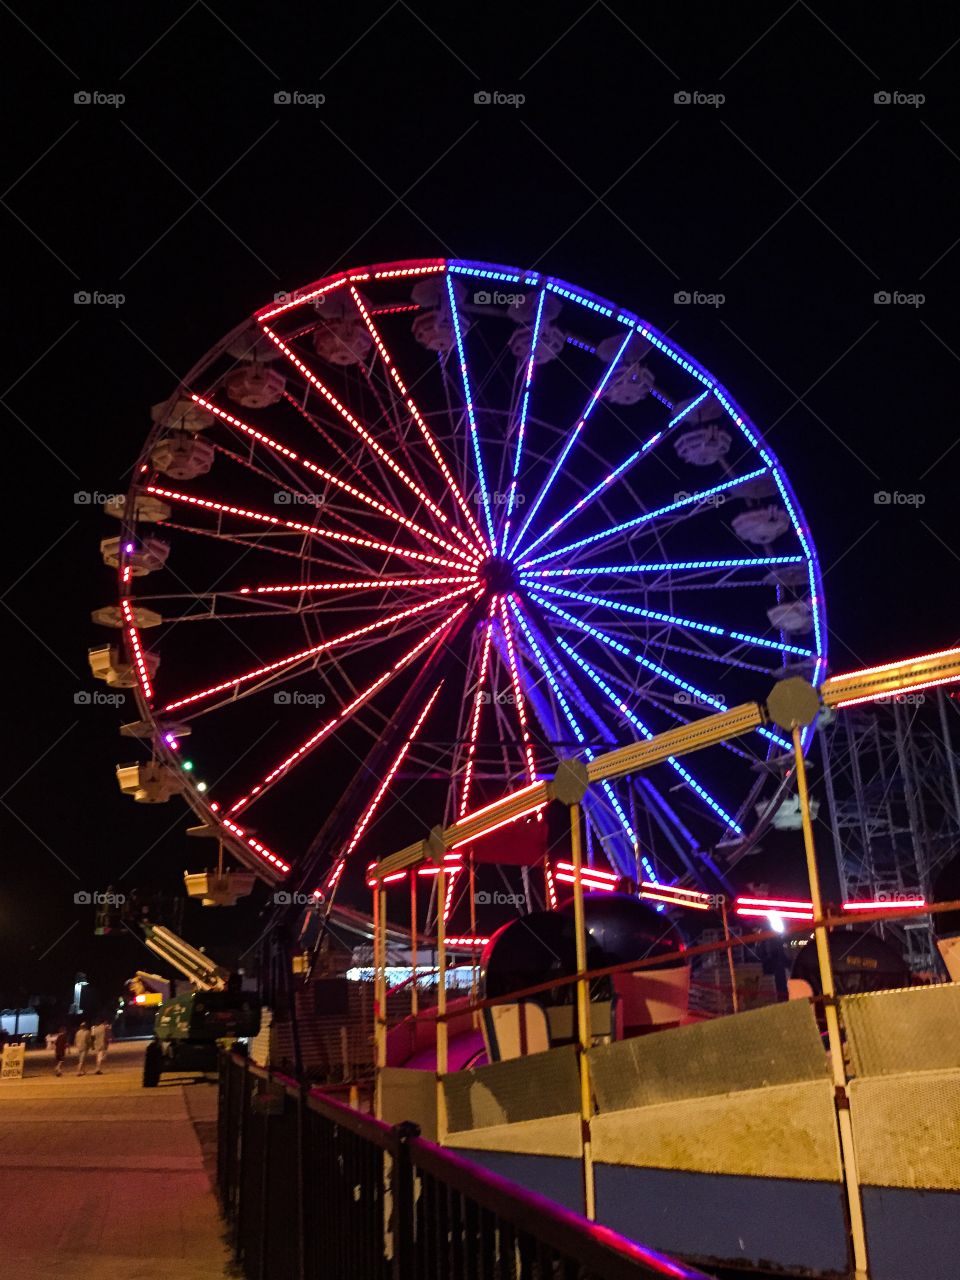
[[0, 1039, 232, 1279]]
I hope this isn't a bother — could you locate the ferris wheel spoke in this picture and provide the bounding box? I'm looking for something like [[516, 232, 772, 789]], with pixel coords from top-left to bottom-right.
[[522, 580, 814, 658], [508, 598, 646, 876], [144, 484, 476, 574], [444, 275, 496, 552], [458, 597, 498, 818], [508, 329, 632, 560], [498, 596, 538, 784], [228, 597, 474, 814], [553, 634, 743, 835], [525, 590, 792, 754], [260, 322, 473, 546], [192, 394, 477, 565], [525, 555, 805, 581], [517, 466, 770, 569], [500, 289, 547, 555], [160, 584, 477, 715], [237, 574, 479, 598], [323, 680, 445, 901], [516, 391, 714, 561], [349, 287, 489, 557]]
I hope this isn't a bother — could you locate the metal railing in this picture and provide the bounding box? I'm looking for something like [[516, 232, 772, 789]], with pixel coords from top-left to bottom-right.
[[219, 1051, 713, 1280]]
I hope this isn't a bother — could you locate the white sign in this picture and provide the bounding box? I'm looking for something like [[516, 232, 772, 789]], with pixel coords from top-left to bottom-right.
[[1, 1043, 26, 1080]]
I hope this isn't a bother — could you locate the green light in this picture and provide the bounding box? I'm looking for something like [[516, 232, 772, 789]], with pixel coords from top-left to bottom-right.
[[182, 759, 194, 772]]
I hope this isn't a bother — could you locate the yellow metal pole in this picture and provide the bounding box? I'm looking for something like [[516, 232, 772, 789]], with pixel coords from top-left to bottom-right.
[[793, 726, 869, 1280], [409, 870, 419, 1018], [569, 802, 596, 1220], [720, 897, 739, 1014], [373, 884, 387, 1119], [436, 865, 448, 1144]]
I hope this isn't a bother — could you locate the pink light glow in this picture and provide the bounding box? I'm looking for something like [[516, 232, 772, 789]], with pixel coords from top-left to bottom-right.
[[162, 585, 474, 713], [120, 599, 153, 702], [499, 596, 538, 785], [144, 484, 471, 574], [229, 602, 471, 812], [322, 682, 444, 896], [459, 598, 497, 819], [238, 575, 477, 595], [446, 935, 491, 947], [349, 287, 489, 555], [191, 395, 476, 564], [259, 324, 460, 535], [219, 816, 291, 874]]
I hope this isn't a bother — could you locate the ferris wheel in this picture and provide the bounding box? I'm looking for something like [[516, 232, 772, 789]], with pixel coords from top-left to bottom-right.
[[96, 257, 826, 924]]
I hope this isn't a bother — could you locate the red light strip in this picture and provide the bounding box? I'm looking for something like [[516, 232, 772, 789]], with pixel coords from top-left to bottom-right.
[[238, 575, 476, 596], [842, 898, 926, 911], [255, 275, 350, 323], [162, 585, 474, 713], [369, 303, 420, 315], [459, 598, 497, 819], [643, 889, 710, 912], [191, 395, 477, 565], [349, 288, 489, 555], [557, 861, 618, 883], [120, 598, 153, 702], [833, 673, 960, 709], [544, 861, 558, 910], [144, 485, 471, 574], [499, 596, 538, 784], [229, 601, 472, 811], [323, 682, 444, 896], [446, 935, 491, 948], [442, 866, 460, 924], [219, 816, 291, 875], [555, 871, 616, 893], [259, 324, 463, 538]]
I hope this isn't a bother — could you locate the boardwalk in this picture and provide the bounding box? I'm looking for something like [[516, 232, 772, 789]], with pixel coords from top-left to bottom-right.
[[0, 1039, 231, 1279]]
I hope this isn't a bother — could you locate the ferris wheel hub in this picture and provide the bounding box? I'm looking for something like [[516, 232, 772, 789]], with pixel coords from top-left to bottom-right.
[[480, 556, 517, 595]]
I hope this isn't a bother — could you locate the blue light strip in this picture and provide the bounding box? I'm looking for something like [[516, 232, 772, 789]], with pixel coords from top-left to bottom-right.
[[509, 598, 655, 879], [501, 288, 547, 554], [526, 590, 793, 754], [519, 390, 714, 561], [447, 263, 524, 284], [508, 330, 633, 559], [546, 282, 614, 317], [518, 468, 769, 569], [649, 388, 674, 409], [565, 336, 597, 354], [555, 635, 743, 834], [523, 581, 814, 658], [524, 555, 806, 577], [445, 275, 496, 550]]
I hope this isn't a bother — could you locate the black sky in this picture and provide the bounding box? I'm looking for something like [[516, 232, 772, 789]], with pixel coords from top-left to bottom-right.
[[1, 3, 958, 1008]]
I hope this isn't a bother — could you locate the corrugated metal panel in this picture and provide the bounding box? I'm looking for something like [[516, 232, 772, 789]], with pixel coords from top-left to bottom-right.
[[850, 1069, 960, 1189], [592, 1079, 842, 1180], [443, 1045, 580, 1133], [842, 984, 960, 1077], [591, 1000, 828, 1114]]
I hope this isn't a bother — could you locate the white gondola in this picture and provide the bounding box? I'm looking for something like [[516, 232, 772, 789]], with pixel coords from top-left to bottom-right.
[[223, 362, 285, 409], [766, 599, 813, 633], [100, 535, 169, 575], [89, 644, 159, 689], [115, 761, 183, 804], [150, 434, 215, 480], [105, 493, 170, 523], [732, 506, 791, 544], [150, 396, 214, 434], [91, 604, 162, 629]]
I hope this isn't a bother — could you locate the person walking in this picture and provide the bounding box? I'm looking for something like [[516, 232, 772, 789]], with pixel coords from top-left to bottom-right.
[[53, 1027, 68, 1076], [92, 1020, 110, 1074], [74, 1022, 91, 1076]]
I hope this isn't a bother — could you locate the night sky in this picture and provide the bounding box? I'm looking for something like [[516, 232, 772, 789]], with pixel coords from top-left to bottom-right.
[[1, 4, 958, 1015]]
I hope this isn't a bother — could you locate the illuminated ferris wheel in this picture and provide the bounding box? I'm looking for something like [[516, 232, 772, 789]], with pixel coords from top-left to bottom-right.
[[97, 258, 826, 921]]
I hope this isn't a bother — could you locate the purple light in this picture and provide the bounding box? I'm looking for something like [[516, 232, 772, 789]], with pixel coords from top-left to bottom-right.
[[501, 288, 547, 554], [518, 468, 769, 569], [125, 542, 135, 554], [445, 275, 496, 548]]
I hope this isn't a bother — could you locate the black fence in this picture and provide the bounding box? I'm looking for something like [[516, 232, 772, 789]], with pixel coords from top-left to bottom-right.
[[219, 1052, 712, 1280]]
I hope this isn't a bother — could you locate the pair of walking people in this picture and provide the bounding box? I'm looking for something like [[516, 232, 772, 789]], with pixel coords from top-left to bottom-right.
[[54, 1021, 109, 1076]]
